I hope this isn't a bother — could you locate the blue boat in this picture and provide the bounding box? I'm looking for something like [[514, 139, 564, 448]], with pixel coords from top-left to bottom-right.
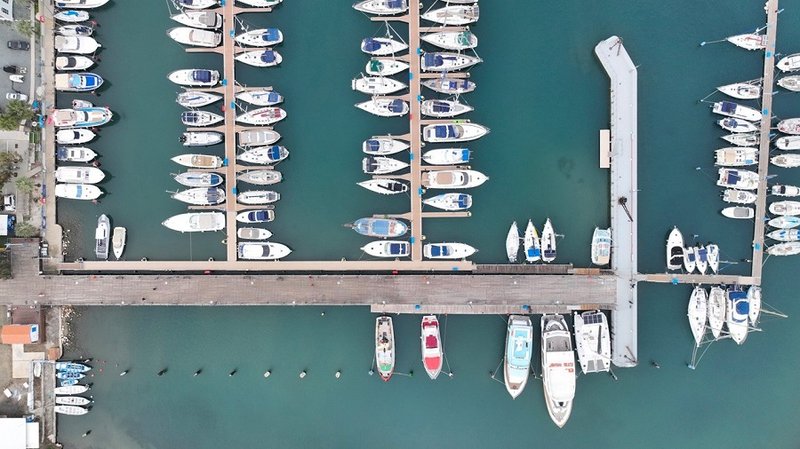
[[54, 72, 103, 92], [56, 371, 85, 380], [56, 362, 91, 373], [349, 218, 408, 238]]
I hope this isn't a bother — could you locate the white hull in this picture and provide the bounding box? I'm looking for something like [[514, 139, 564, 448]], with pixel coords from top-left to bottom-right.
[[683, 246, 696, 273], [177, 91, 222, 108], [236, 0, 282, 6], [54, 385, 89, 395], [112, 226, 126, 260], [360, 37, 408, 56], [162, 212, 225, 232], [375, 317, 395, 381], [421, 169, 488, 189], [237, 227, 273, 240], [357, 178, 408, 195], [352, 76, 407, 95], [54, 10, 90, 22], [237, 145, 289, 165], [181, 131, 223, 146], [56, 24, 94, 36], [767, 241, 800, 255], [504, 315, 532, 399], [235, 50, 282, 67], [423, 242, 477, 259], [170, 11, 222, 30], [173, 172, 223, 187], [355, 98, 409, 117], [55, 36, 100, 54], [747, 286, 761, 325], [422, 148, 470, 165], [362, 156, 408, 174], [55, 183, 102, 200], [172, 187, 226, 206], [717, 168, 759, 190], [721, 206, 754, 219], [353, 0, 408, 15], [722, 189, 757, 204], [171, 154, 223, 169], [167, 27, 221, 47], [237, 190, 280, 205], [55, 0, 109, 8], [421, 5, 479, 25], [772, 184, 800, 197], [174, 0, 218, 10], [768, 216, 800, 229], [726, 33, 765, 50], [168, 69, 219, 87], [711, 101, 761, 121], [422, 193, 471, 211], [363, 137, 408, 155], [57, 146, 97, 162], [55, 55, 95, 71], [590, 227, 611, 266], [777, 118, 800, 135], [665, 226, 684, 271], [55, 405, 88, 415], [721, 132, 759, 147], [523, 219, 541, 263], [237, 170, 282, 185], [778, 75, 800, 92], [769, 200, 800, 216], [236, 89, 283, 106], [421, 52, 482, 72], [365, 58, 409, 76], [238, 129, 281, 146], [726, 288, 749, 345], [420, 99, 473, 118], [55, 166, 105, 184], [540, 218, 557, 263], [236, 209, 275, 223], [236, 107, 286, 125], [541, 314, 575, 428], [767, 229, 800, 242], [420, 315, 443, 380], [688, 286, 707, 346], [573, 310, 610, 374], [361, 240, 410, 258], [776, 135, 800, 150], [718, 118, 758, 133], [716, 82, 760, 100], [707, 286, 725, 339], [181, 110, 224, 126], [506, 221, 520, 263], [423, 123, 489, 142], [238, 242, 291, 260], [715, 147, 758, 166], [234, 28, 284, 47], [420, 30, 478, 51], [771, 154, 800, 168], [777, 53, 800, 72], [422, 77, 476, 94]]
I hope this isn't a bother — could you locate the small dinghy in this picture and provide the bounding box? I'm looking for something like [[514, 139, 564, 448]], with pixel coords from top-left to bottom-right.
[[236, 89, 283, 106], [54, 10, 90, 22], [683, 246, 696, 273], [238, 129, 281, 146], [423, 123, 489, 142], [235, 49, 283, 67], [717, 168, 759, 190], [54, 385, 89, 395], [357, 178, 408, 195], [747, 286, 761, 325], [174, 0, 218, 10], [726, 287, 750, 344], [55, 183, 102, 200], [421, 5, 479, 25], [112, 226, 126, 260], [423, 242, 477, 259], [237, 227, 273, 240], [181, 131, 223, 147], [711, 101, 761, 121], [236, 209, 275, 224], [54, 72, 103, 92], [348, 218, 407, 237], [234, 28, 284, 47], [174, 172, 223, 187], [56, 24, 93, 36], [168, 69, 219, 87], [420, 99, 473, 118], [375, 316, 395, 382], [365, 58, 408, 76], [687, 286, 707, 346], [421, 30, 478, 51], [716, 82, 760, 100], [695, 245, 708, 274], [420, 315, 443, 380], [352, 76, 407, 95], [777, 75, 800, 92], [421, 169, 488, 189], [55, 166, 104, 184], [717, 118, 758, 133], [57, 146, 96, 162], [777, 118, 800, 135], [422, 148, 470, 165], [722, 189, 757, 204], [772, 184, 800, 197], [355, 98, 409, 117], [523, 219, 541, 263], [55, 405, 88, 415], [573, 310, 611, 374], [56, 0, 109, 8], [665, 227, 684, 271], [238, 242, 291, 260], [769, 200, 800, 216], [721, 206, 754, 219], [236, 107, 287, 125], [707, 286, 725, 339], [767, 241, 800, 256], [237, 190, 280, 205], [776, 135, 800, 150], [777, 53, 800, 72], [768, 215, 800, 229], [171, 154, 224, 169], [167, 27, 221, 47], [721, 132, 759, 146], [422, 193, 471, 211], [181, 110, 224, 127], [177, 91, 221, 108], [170, 11, 222, 29], [591, 227, 611, 266], [540, 218, 557, 263], [55, 55, 95, 71], [55, 396, 91, 406], [363, 137, 408, 155], [506, 221, 520, 263], [54, 36, 100, 54], [353, 0, 408, 15], [52, 107, 112, 128], [94, 214, 110, 260], [172, 187, 225, 206], [237, 145, 289, 165], [361, 240, 410, 258], [162, 212, 225, 232], [362, 156, 408, 174], [767, 229, 800, 241], [771, 153, 800, 168], [56, 129, 95, 144], [421, 52, 482, 72], [726, 33, 766, 50], [360, 37, 408, 56], [422, 77, 476, 94], [715, 147, 757, 166], [237, 169, 282, 185]]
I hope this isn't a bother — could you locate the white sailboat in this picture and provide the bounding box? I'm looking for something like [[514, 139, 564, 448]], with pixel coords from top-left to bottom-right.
[[726, 287, 750, 344], [717, 118, 758, 133], [541, 314, 575, 428], [357, 178, 408, 195], [176, 91, 221, 108], [506, 221, 520, 263], [355, 98, 409, 117], [768, 216, 800, 229], [688, 286, 707, 346], [420, 30, 478, 51], [778, 75, 800, 92], [747, 286, 761, 325], [665, 227, 684, 271], [352, 0, 408, 15], [716, 82, 761, 100], [503, 315, 533, 399], [777, 53, 800, 72], [541, 218, 557, 263], [171, 187, 226, 206], [237, 190, 280, 205], [573, 310, 610, 374], [422, 77, 476, 95], [180, 131, 223, 147], [236, 90, 283, 106], [234, 50, 282, 67], [767, 229, 800, 241], [365, 58, 409, 76], [362, 137, 408, 155], [726, 33, 766, 50], [352, 76, 406, 95], [695, 245, 708, 274], [721, 132, 759, 147], [771, 154, 800, 168], [776, 135, 800, 150], [421, 52, 482, 72], [360, 37, 408, 56], [174, 172, 223, 187], [362, 156, 408, 174], [167, 27, 221, 47], [707, 286, 726, 339], [421, 4, 480, 25], [423, 242, 477, 259], [767, 241, 800, 255], [769, 200, 800, 216], [237, 145, 289, 165], [237, 170, 282, 185], [777, 118, 800, 135], [683, 246, 697, 273], [234, 28, 283, 47], [236, 107, 286, 126], [170, 11, 222, 29], [174, 0, 218, 9], [420, 99, 473, 118], [523, 220, 541, 263], [162, 212, 225, 232], [55, 0, 109, 8], [181, 110, 224, 127], [422, 193, 471, 211]]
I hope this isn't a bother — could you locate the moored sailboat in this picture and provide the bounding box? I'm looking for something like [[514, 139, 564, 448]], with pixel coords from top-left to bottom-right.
[[523, 219, 541, 263], [541, 218, 557, 263], [506, 221, 520, 263], [688, 286, 707, 346]]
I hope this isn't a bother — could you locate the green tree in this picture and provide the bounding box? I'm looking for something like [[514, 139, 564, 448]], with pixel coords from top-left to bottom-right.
[[13, 20, 39, 37], [0, 100, 35, 131], [14, 222, 38, 238], [15, 176, 34, 194], [0, 252, 11, 280], [0, 152, 22, 186]]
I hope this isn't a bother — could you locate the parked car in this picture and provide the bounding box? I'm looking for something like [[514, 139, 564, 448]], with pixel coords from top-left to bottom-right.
[[6, 40, 30, 51], [5, 92, 28, 102], [2, 194, 15, 212]]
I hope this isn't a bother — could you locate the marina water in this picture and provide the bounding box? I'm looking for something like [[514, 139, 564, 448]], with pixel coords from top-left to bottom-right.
[[56, 0, 800, 447]]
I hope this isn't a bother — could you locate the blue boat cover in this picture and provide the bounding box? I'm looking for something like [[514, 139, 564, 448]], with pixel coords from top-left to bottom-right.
[[430, 245, 449, 257], [84, 74, 99, 87], [252, 211, 267, 221], [388, 99, 405, 113], [423, 53, 444, 67], [389, 243, 405, 255], [56, 147, 67, 160], [267, 146, 280, 160], [434, 125, 454, 138], [193, 70, 212, 83], [372, 220, 389, 235], [181, 111, 199, 123], [735, 299, 750, 315], [720, 101, 737, 113], [726, 171, 741, 185], [261, 51, 276, 63], [387, 0, 404, 8], [366, 139, 380, 152], [267, 92, 280, 103], [362, 38, 382, 52], [431, 101, 451, 112], [459, 149, 470, 161], [263, 28, 280, 42], [457, 194, 469, 208], [210, 174, 222, 184], [75, 185, 83, 197]]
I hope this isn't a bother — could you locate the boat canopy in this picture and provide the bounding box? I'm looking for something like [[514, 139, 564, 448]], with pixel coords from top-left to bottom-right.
[[735, 299, 749, 315], [725, 171, 741, 185], [431, 101, 451, 112], [388, 99, 405, 113], [362, 38, 384, 52], [192, 70, 212, 82], [425, 335, 438, 349], [389, 243, 406, 255], [720, 101, 738, 114], [424, 53, 444, 67], [182, 111, 200, 123], [261, 50, 277, 63], [507, 328, 532, 367], [266, 146, 281, 159], [262, 28, 280, 41], [457, 31, 473, 46], [434, 125, 455, 138], [366, 139, 380, 151], [368, 59, 384, 72], [457, 194, 469, 208], [387, 0, 404, 7], [429, 245, 449, 257], [458, 149, 470, 161]]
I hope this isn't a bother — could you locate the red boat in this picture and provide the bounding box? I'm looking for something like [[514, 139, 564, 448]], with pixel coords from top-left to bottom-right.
[[420, 315, 443, 379]]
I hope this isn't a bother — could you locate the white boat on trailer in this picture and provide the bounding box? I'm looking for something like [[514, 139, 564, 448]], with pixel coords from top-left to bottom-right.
[[162, 212, 225, 232], [362, 137, 408, 155], [422, 193, 471, 211], [423, 242, 476, 259], [360, 240, 410, 258], [716, 82, 761, 100], [573, 310, 610, 374], [357, 178, 408, 195], [506, 221, 520, 263], [170, 11, 222, 29], [541, 314, 575, 428], [237, 227, 272, 240], [503, 315, 533, 400]]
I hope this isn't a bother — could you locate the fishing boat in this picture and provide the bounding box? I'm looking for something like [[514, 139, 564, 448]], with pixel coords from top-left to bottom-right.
[[421, 4, 480, 25], [683, 246, 696, 273], [365, 57, 409, 76], [237, 242, 291, 260], [716, 168, 759, 190], [167, 27, 221, 47], [180, 131, 223, 147], [523, 220, 541, 263], [726, 287, 749, 345], [422, 148, 470, 165], [721, 206, 754, 219], [421, 52, 481, 72], [573, 310, 610, 374], [237, 190, 280, 205], [55, 55, 95, 71], [375, 316, 395, 382], [348, 218, 407, 237], [721, 132, 759, 147], [768, 215, 800, 229], [238, 129, 281, 146], [94, 214, 109, 260], [541, 218, 557, 263], [540, 314, 575, 428], [772, 184, 800, 197], [352, 76, 407, 95], [171, 187, 225, 206], [57, 146, 96, 163], [771, 154, 800, 168], [55, 396, 91, 406], [171, 154, 223, 169], [236, 209, 275, 223], [422, 77, 476, 95], [55, 0, 108, 8], [421, 169, 488, 188], [55, 166, 104, 184], [591, 227, 611, 266], [423, 123, 489, 142], [362, 156, 409, 174], [237, 145, 289, 165], [362, 137, 408, 155], [353, 0, 408, 15], [419, 315, 443, 380], [423, 242, 477, 259], [420, 99, 473, 118], [506, 221, 520, 263], [360, 240, 410, 258], [234, 28, 283, 47], [54, 183, 102, 200], [711, 101, 761, 121], [717, 118, 758, 133], [707, 286, 725, 339], [767, 229, 800, 241], [235, 50, 283, 67], [174, 0, 218, 9], [54, 10, 90, 22], [55, 405, 88, 415], [422, 192, 471, 211], [181, 110, 224, 127], [168, 69, 219, 87], [714, 147, 757, 166], [236, 89, 283, 106], [767, 241, 800, 255], [176, 91, 221, 108], [54, 72, 103, 92], [237, 169, 282, 185], [776, 135, 800, 150], [769, 200, 800, 215], [55, 362, 91, 372], [355, 98, 409, 117], [716, 82, 760, 100], [707, 243, 720, 274], [777, 75, 800, 92], [777, 53, 800, 72], [503, 315, 532, 399], [170, 11, 222, 29], [421, 30, 478, 51], [54, 385, 89, 395], [112, 226, 126, 260], [162, 212, 225, 232], [237, 227, 272, 240], [357, 178, 408, 195], [360, 37, 408, 55], [687, 286, 707, 346], [726, 33, 766, 50], [52, 107, 112, 128], [666, 227, 684, 271], [778, 118, 800, 135], [54, 36, 100, 54], [722, 189, 757, 204], [236, 107, 286, 125]]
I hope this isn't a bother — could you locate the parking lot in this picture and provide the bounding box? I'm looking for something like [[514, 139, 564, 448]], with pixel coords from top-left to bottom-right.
[[0, 1, 34, 110]]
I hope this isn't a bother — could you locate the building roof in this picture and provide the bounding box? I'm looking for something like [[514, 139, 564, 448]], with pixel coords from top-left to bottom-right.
[[0, 418, 26, 449], [1, 325, 36, 344]]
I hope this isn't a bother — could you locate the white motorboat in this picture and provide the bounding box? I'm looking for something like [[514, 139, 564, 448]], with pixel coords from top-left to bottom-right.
[[54, 36, 100, 54], [422, 77, 476, 95], [420, 99, 473, 118], [573, 310, 610, 374], [541, 218, 557, 263], [176, 90, 221, 108], [168, 69, 219, 87], [716, 82, 760, 100], [71, 99, 94, 109], [52, 107, 112, 128], [711, 101, 761, 122], [171, 154, 223, 169], [683, 246, 696, 273], [506, 221, 520, 263], [237, 169, 282, 185], [162, 212, 225, 232], [362, 156, 408, 174], [523, 219, 541, 263], [423, 123, 488, 142], [55, 166, 104, 184], [707, 286, 725, 339], [55, 55, 95, 71], [57, 146, 97, 163], [238, 129, 281, 146], [172, 187, 225, 206], [236, 89, 283, 106], [112, 226, 126, 260], [777, 53, 800, 72], [355, 98, 409, 117], [591, 227, 611, 266], [771, 154, 800, 168], [352, 76, 406, 95], [375, 316, 395, 382], [726, 287, 749, 345], [722, 189, 757, 204], [167, 27, 221, 47], [94, 214, 109, 260], [767, 241, 800, 255], [778, 118, 800, 135], [360, 240, 410, 258], [665, 226, 684, 271], [360, 37, 408, 56], [180, 131, 223, 147], [236, 107, 286, 125], [349, 218, 407, 238], [236, 0, 282, 6], [181, 110, 224, 127], [421, 169, 488, 189], [352, 0, 408, 15], [174, 0, 218, 9], [420, 315, 443, 380], [54, 72, 103, 92], [777, 75, 800, 92], [721, 206, 754, 219], [238, 242, 291, 260], [174, 172, 223, 188], [421, 5, 479, 25], [365, 58, 409, 76], [717, 118, 758, 133], [55, 0, 109, 8], [503, 315, 533, 400], [423, 242, 477, 259], [55, 183, 102, 200], [769, 200, 800, 216], [234, 28, 283, 47], [717, 168, 759, 190], [421, 52, 482, 72], [688, 286, 707, 346], [422, 193, 471, 211], [772, 184, 800, 197], [54, 385, 89, 395], [362, 137, 408, 155], [714, 147, 757, 166], [170, 11, 222, 29], [541, 314, 575, 428], [767, 229, 800, 242], [55, 405, 88, 415], [357, 178, 408, 195], [237, 227, 272, 240], [776, 135, 800, 150], [726, 33, 765, 50], [54, 10, 90, 22], [721, 132, 759, 147], [747, 286, 761, 325], [421, 30, 478, 51], [236, 209, 275, 223], [55, 396, 91, 406], [422, 148, 470, 165], [768, 216, 800, 229], [237, 145, 289, 165], [56, 24, 94, 36], [235, 50, 283, 67], [237, 190, 280, 205]]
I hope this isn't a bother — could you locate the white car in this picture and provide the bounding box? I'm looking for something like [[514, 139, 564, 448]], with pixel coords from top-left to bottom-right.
[[5, 92, 27, 102], [2, 194, 15, 212]]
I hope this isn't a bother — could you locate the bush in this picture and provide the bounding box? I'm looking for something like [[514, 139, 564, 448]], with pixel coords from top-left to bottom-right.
[[0, 252, 11, 279], [0, 152, 22, 186], [14, 222, 39, 238], [15, 176, 34, 194], [0, 100, 36, 131]]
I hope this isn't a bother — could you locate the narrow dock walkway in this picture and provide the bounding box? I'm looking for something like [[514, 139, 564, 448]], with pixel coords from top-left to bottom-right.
[[220, 0, 238, 262]]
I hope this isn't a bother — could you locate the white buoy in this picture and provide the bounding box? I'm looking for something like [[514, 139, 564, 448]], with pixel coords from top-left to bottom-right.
[[119, 370, 128, 376], [335, 370, 341, 379], [299, 370, 307, 379], [263, 370, 271, 378]]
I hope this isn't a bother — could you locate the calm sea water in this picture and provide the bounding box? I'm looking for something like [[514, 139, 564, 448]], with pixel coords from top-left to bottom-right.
[[57, 0, 800, 447]]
